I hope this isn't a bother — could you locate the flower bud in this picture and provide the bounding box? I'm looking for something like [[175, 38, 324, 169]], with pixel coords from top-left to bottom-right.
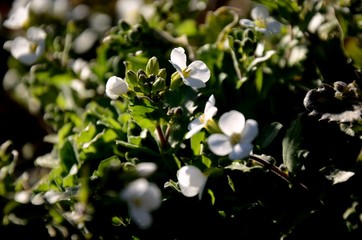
[[105, 76, 129, 99], [152, 77, 166, 93], [146, 56, 159, 76], [126, 70, 138, 86], [157, 68, 167, 80]]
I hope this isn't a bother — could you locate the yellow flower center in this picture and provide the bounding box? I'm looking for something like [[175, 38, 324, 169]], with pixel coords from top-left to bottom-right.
[[182, 67, 192, 78], [132, 197, 142, 208], [254, 19, 267, 29], [199, 113, 206, 124], [230, 133, 241, 145], [29, 42, 38, 53]]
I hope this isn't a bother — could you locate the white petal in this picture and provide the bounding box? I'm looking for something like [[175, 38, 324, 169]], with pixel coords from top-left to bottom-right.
[[267, 20, 282, 34], [11, 37, 31, 59], [129, 207, 153, 229], [251, 5, 269, 20], [204, 106, 217, 122], [3, 5, 29, 30], [138, 182, 161, 211], [204, 95, 215, 112], [229, 143, 253, 160], [207, 133, 232, 156], [187, 60, 210, 83], [204, 95, 217, 120], [239, 19, 256, 28], [120, 178, 148, 201], [136, 162, 157, 177], [183, 77, 206, 88], [27, 27, 47, 42], [218, 110, 245, 137], [105, 76, 128, 99], [11, 37, 38, 65], [177, 165, 207, 198], [308, 12, 325, 33], [185, 119, 204, 139], [241, 119, 259, 143], [170, 47, 187, 69]]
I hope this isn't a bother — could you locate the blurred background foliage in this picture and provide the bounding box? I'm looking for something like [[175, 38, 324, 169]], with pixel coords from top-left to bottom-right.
[[0, 0, 361, 239]]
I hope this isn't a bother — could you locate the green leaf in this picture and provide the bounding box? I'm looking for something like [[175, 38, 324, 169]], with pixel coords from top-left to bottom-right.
[[92, 155, 121, 178], [207, 189, 216, 205], [190, 131, 205, 156], [256, 122, 283, 149], [59, 139, 79, 176], [115, 140, 159, 157], [227, 175, 235, 192], [282, 114, 308, 176]]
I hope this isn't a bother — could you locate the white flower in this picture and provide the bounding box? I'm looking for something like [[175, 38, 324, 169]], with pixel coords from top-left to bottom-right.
[[120, 178, 162, 229], [185, 95, 217, 139], [169, 47, 210, 89], [30, 0, 69, 19], [116, 0, 155, 25], [136, 162, 157, 177], [71, 58, 92, 80], [105, 76, 129, 99], [9, 27, 46, 65], [207, 110, 258, 160], [3, 3, 29, 30], [177, 165, 207, 200], [239, 4, 281, 35]]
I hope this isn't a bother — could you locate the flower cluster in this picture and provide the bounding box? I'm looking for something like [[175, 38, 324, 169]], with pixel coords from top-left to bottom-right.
[[2, 0, 360, 239]]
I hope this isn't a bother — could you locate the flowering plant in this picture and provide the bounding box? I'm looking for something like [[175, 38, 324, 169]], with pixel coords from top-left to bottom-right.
[[0, 0, 361, 239]]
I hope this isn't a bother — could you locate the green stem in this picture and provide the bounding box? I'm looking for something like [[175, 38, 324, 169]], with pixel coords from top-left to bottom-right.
[[249, 154, 309, 191]]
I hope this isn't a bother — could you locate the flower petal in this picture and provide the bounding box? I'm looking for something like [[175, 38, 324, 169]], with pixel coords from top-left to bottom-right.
[[11, 37, 38, 65], [138, 182, 161, 211], [183, 77, 206, 88], [170, 47, 187, 70], [105, 76, 129, 99], [251, 5, 269, 20], [207, 133, 232, 156], [129, 207, 153, 229], [218, 110, 245, 137], [229, 143, 253, 160], [136, 162, 157, 177], [188, 60, 210, 83], [241, 119, 259, 143], [120, 178, 148, 201], [267, 20, 282, 34], [177, 165, 207, 198], [204, 95, 217, 120], [185, 118, 204, 139], [239, 19, 256, 28], [27, 27, 47, 42]]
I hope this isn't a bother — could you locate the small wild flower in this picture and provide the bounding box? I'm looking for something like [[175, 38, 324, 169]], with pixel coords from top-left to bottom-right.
[[207, 110, 258, 160]]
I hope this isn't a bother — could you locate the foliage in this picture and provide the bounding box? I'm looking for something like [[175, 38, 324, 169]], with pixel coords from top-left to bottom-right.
[[1, 0, 361, 239]]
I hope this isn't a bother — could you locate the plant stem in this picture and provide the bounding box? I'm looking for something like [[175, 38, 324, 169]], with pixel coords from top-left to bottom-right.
[[249, 154, 309, 191], [156, 124, 167, 149]]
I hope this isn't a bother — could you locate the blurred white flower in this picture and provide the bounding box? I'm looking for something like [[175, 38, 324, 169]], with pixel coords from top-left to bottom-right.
[[71, 58, 92, 81], [177, 165, 207, 200], [9, 27, 46, 65], [116, 0, 155, 25], [185, 95, 217, 139], [239, 4, 282, 35], [207, 110, 258, 160], [30, 0, 69, 19], [72, 28, 98, 54], [120, 178, 161, 229], [169, 47, 210, 89], [105, 76, 129, 99], [3, 3, 29, 30], [136, 162, 157, 177]]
